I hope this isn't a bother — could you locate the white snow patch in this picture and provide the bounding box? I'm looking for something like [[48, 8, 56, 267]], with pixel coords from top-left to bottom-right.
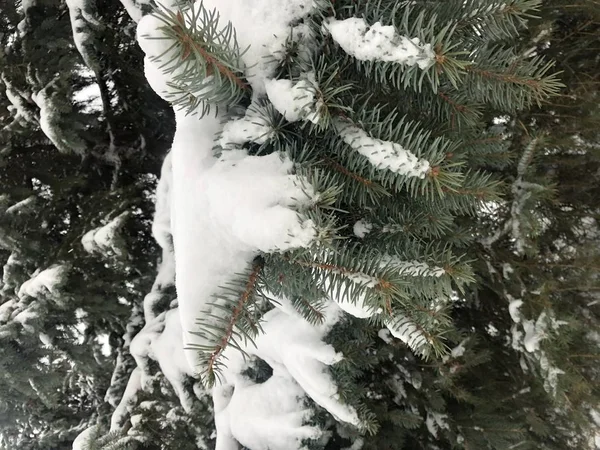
[[96, 333, 111, 356], [81, 212, 130, 257], [219, 103, 274, 149], [353, 220, 373, 238], [425, 411, 449, 438], [539, 352, 564, 396], [18, 265, 67, 300], [486, 322, 499, 336], [386, 315, 429, 354], [324, 18, 435, 69], [215, 297, 359, 450], [265, 72, 320, 123], [0, 300, 16, 323], [5, 196, 36, 215], [199, 0, 317, 94], [39, 333, 52, 346], [157, 111, 315, 368], [335, 119, 430, 178], [450, 340, 467, 358], [73, 82, 103, 113], [32, 83, 85, 154], [1, 74, 36, 129], [508, 297, 523, 323], [118, 0, 151, 23], [72, 426, 96, 450], [66, 0, 101, 70], [378, 328, 393, 344], [111, 367, 142, 431]]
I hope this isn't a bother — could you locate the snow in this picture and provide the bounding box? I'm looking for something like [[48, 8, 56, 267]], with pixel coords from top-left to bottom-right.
[[334, 292, 378, 319], [386, 315, 429, 354], [13, 307, 40, 333], [507, 294, 566, 395], [125, 2, 450, 446], [196, 0, 317, 94], [96, 333, 111, 356], [142, 114, 315, 363], [0, 300, 16, 322], [18, 265, 67, 300], [5, 196, 35, 215], [324, 18, 435, 70], [139, 13, 318, 364], [32, 83, 81, 154], [353, 220, 373, 238], [66, 0, 101, 70], [522, 315, 546, 353], [383, 257, 445, 277], [118, 0, 150, 23], [16, 0, 36, 37], [539, 352, 564, 396], [72, 426, 95, 450], [73, 82, 103, 113], [1, 74, 36, 129], [480, 139, 543, 253], [508, 297, 523, 323], [147, 309, 197, 411], [378, 328, 393, 344], [81, 212, 130, 257], [110, 367, 142, 431], [335, 119, 430, 178], [319, 255, 442, 353], [219, 102, 274, 149], [215, 297, 360, 449], [425, 411, 449, 438], [486, 322, 499, 336], [265, 72, 320, 123], [450, 340, 467, 358]]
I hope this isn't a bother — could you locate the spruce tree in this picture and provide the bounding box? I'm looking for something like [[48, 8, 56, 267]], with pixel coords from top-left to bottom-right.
[[83, 0, 597, 448], [1, 0, 599, 449]]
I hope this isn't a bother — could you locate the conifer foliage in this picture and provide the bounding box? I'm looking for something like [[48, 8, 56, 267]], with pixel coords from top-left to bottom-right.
[[1, 0, 598, 449]]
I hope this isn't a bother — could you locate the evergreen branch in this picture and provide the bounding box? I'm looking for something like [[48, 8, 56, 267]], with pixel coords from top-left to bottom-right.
[[205, 259, 263, 378], [323, 157, 389, 198], [171, 11, 248, 91], [151, 2, 249, 116]]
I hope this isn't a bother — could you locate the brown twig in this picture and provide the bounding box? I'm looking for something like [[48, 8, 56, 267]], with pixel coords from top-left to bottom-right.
[[207, 260, 262, 375]]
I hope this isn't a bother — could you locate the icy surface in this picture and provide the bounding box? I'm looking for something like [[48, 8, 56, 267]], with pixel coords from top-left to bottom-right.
[[324, 18, 435, 69]]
